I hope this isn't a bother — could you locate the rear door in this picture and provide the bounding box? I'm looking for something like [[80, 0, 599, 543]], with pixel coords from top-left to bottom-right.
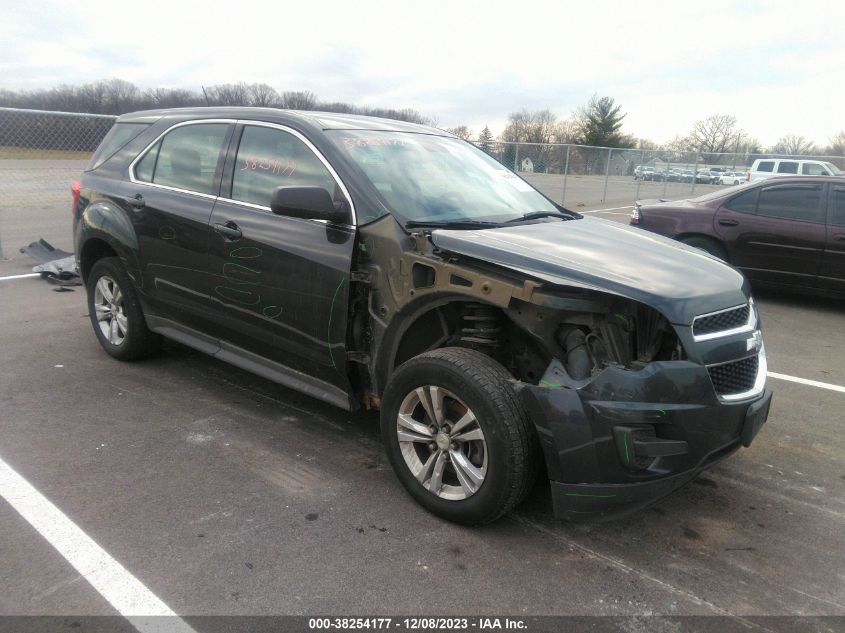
[[820, 183, 845, 293], [206, 122, 357, 392], [714, 181, 825, 287], [127, 120, 233, 330]]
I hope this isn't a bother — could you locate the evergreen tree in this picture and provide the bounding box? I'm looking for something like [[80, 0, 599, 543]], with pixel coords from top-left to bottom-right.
[[576, 95, 633, 148], [478, 125, 494, 154]]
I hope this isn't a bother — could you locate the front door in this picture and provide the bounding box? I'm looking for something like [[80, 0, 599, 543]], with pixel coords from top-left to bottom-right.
[[206, 123, 356, 392], [714, 181, 826, 287]]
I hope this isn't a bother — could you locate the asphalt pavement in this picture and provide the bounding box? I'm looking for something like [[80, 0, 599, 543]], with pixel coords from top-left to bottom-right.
[[0, 172, 843, 630]]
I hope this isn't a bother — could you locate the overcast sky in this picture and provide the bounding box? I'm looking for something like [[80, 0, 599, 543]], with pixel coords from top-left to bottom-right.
[[1, 0, 842, 146]]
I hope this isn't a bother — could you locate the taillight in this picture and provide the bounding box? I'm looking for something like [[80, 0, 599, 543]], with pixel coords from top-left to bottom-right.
[[630, 205, 641, 225], [71, 181, 82, 216], [745, 172, 750, 182]]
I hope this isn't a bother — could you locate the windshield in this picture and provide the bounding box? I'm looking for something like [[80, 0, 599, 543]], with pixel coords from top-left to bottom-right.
[[824, 162, 843, 176], [326, 130, 561, 224]]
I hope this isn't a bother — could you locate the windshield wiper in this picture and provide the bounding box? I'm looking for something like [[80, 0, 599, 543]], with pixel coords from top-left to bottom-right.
[[405, 219, 504, 229], [505, 211, 574, 223]]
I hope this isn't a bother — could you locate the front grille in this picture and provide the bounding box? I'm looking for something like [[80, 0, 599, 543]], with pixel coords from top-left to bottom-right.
[[708, 355, 759, 396], [693, 304, 750, 337]]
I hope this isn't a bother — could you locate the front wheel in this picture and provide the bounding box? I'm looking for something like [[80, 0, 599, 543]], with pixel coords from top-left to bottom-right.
[[380, 348, 538, 525]]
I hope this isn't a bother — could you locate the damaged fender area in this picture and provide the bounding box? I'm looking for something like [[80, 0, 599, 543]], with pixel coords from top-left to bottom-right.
[[351, 215, 770, 520], [518, 362, 772, 520]]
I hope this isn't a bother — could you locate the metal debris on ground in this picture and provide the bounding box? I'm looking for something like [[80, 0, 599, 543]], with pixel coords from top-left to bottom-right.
[[19, 239, 81, 286]]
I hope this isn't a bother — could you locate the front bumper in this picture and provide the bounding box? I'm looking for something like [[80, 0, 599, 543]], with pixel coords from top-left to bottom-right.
[[518, 360, 772, 521]]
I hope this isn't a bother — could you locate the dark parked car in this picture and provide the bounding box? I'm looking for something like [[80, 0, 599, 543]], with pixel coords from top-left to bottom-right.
[[74, 107, 770, 524], [631, 176, 845, 296]]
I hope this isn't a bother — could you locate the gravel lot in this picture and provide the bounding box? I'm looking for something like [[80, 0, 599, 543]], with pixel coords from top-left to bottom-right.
[[0, 165, 843, 631]]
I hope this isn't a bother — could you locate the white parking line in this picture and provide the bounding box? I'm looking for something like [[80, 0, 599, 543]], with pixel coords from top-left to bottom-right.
[[768, 372, 845, 394], [0, 273, 41, 281], [580, 206, 632, 214], [0, 456, 195, 633]]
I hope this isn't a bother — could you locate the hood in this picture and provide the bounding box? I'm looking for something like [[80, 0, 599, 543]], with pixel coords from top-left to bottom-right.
[[431, 217, 749, 325]]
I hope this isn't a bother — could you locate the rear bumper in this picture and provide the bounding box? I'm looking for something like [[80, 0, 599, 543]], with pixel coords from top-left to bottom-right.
[[518, 361, 772, 521]]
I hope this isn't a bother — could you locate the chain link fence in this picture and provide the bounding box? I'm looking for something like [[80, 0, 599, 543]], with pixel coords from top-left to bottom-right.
[[473, 140, 845, 210], [0, 107, 117, 259], [2, 107, 845, 259]]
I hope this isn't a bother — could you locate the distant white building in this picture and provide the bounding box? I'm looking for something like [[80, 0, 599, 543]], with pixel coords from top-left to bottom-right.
[[520, 157, 534, 173]]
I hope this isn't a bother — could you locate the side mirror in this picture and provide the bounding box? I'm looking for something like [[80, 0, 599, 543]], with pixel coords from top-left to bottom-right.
[[270, 186, 348, 224]]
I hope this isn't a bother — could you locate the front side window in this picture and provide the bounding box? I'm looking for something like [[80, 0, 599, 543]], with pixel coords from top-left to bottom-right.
[[756, 161, 774, 173], [230, 125, 338, 208], [326, 130, 560, 224], [757, 184, 823, 223], [135, 123, 229, 195], [776, 161, 799, 174]]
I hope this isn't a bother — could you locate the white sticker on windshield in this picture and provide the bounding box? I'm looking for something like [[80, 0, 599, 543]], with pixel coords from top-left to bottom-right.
[[496, 171, 534, 192]]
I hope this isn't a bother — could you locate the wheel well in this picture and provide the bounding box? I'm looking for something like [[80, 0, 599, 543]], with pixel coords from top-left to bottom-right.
[[391, 300, 551, 385], [674, 233, 728, 256], [80, 239, 118, 282]]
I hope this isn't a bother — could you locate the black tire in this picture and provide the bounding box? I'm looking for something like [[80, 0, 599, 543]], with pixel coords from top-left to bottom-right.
[[380, 347, 539, 525], [680, 236, 728, 261], [86, 257, 161, 360]]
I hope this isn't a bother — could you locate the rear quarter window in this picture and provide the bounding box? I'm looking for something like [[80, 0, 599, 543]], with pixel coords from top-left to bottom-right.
[[87, 123, 150, 170], [725, 188, 759, 213], [133, 123, 230, 195], [801, 162, 828, 175], [756, 161, 775, 173]]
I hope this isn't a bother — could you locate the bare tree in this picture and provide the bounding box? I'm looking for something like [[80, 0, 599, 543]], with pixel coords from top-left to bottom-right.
[[205, 83, 251, 106], [685, 114, 746, 162], [771, 134, 816, 156], [826, 131, 845, 156], [281, 90, 318, 110], [248, 83, 280, 107], [146, 88, 201, 108], [444, 125, 473, 140], [77, 81, 108, 113], [553, 119, 580, 144], [101, 79, 142, 114]]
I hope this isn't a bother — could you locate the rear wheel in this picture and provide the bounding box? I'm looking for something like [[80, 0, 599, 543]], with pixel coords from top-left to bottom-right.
[[87, 257, 161, 360], [680, 236, 728, 261], [380, 348, 538, 525]]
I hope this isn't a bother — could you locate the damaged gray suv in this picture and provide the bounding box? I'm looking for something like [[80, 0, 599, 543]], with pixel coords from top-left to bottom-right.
[[73, 108, 771, 524]]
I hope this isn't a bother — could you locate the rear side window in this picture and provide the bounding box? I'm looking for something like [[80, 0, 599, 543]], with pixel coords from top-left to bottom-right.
[[230, 125, 338, 208], [757, 183, 823, 223], [725, 188, 759, 213], [776, 161, 799, 174], [831, 186, 845, 227], [88, 123, 149, 170], [801, 162, 828, 175], [134, 123, 229, 195], [756, 161, 774, 173]]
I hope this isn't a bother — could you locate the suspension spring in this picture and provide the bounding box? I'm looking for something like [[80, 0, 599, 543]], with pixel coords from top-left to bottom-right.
[[460, 305, 501, 347]]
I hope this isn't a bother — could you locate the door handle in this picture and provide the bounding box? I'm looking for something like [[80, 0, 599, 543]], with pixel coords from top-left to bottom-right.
[[126, 193, 145, 210], [718, 218, 739, 226], [213, 221, 242, 240]]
